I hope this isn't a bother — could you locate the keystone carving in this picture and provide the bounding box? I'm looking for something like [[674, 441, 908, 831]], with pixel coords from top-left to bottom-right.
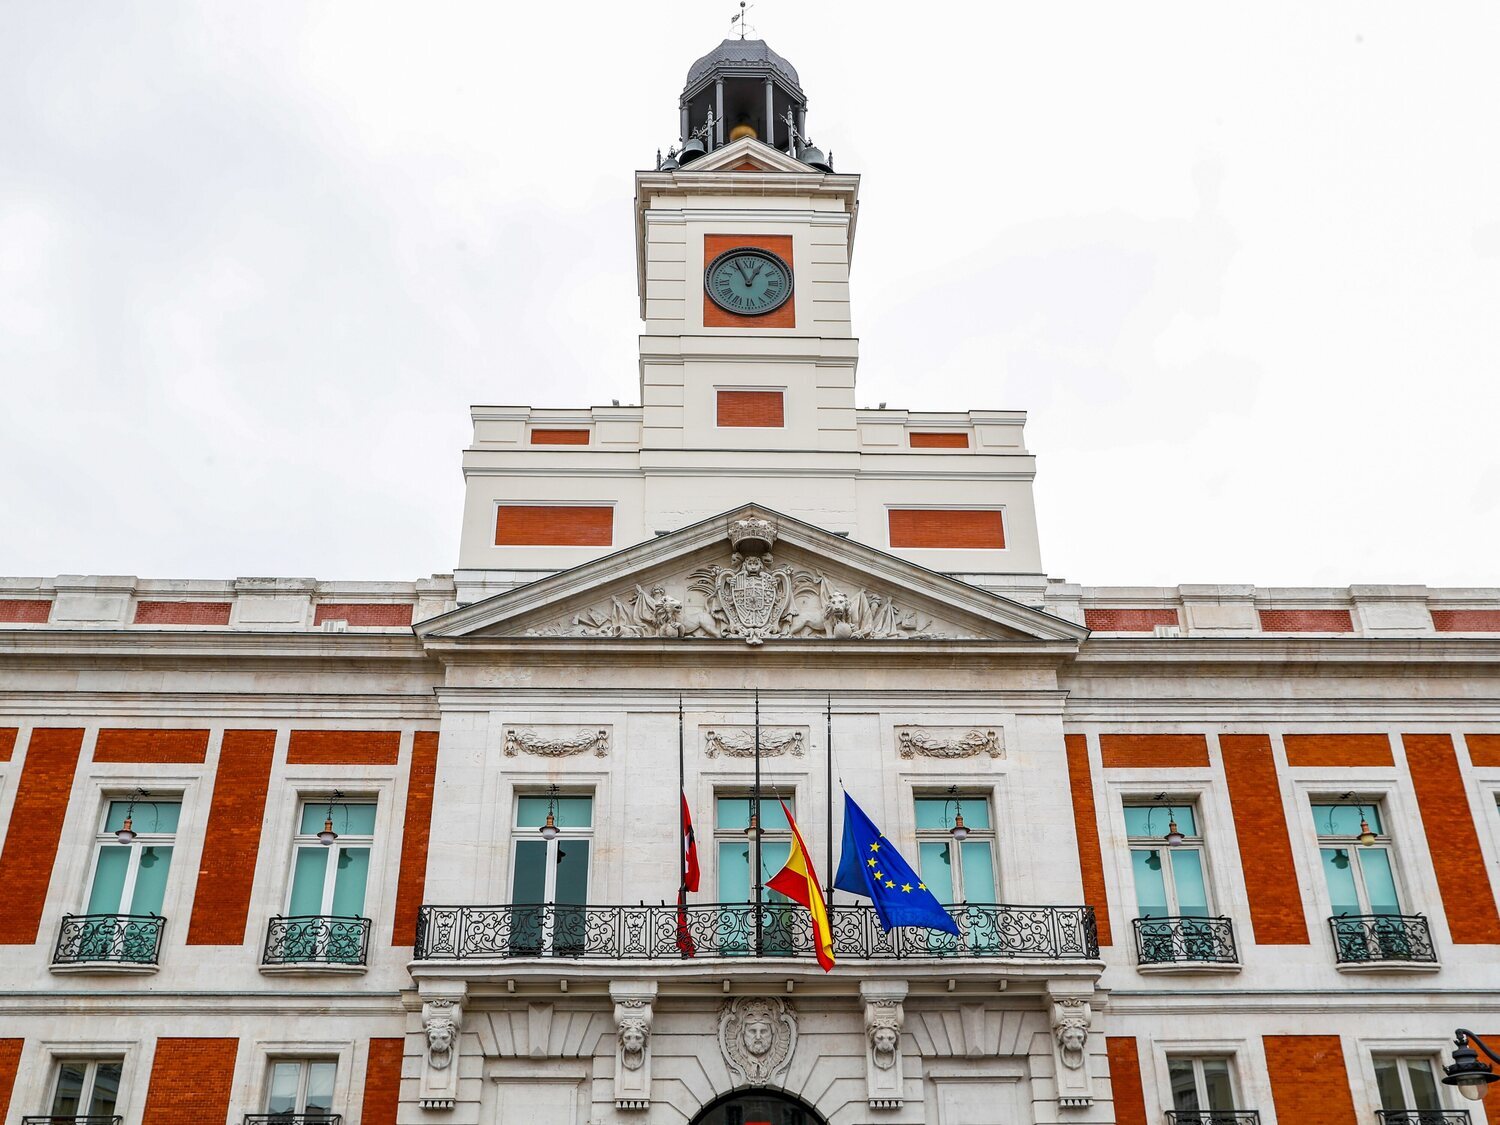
[[418, 995, 463, 1109], [1050, 995, 1095, 1108], [704, 727, 805, 758], [718, 996, 797, 1086], [861, 980, 907, 1108], [897, 728, 1002, 760], [503, 727, 610, 758], [611, 983, 657, 1111]]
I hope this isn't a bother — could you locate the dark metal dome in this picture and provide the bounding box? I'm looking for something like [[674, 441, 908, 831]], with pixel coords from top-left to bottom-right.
[[685, 39, 801, 92]]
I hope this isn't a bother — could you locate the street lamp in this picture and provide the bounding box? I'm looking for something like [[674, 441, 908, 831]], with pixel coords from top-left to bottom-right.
[[539, 784, 561, 841], [946, 786, 969, 843], [1442, 1030, 1500, 1102], [317, 790, 344, 846]]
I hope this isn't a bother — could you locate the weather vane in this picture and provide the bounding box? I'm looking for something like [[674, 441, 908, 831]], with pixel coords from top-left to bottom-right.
[[730, 1, 755, 40]]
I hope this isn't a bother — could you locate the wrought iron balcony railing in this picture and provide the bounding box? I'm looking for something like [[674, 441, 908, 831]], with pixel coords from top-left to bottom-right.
[[243, 1114, 343, 1125], [22, 1117, 124, 1125], [52, 913, 164, 966], [414, 902, 1099, 962], [1133, 915, 1238, 965], [263, 915, 371, 967], [1376, 1111, 1470, 1124], [1165, 1113, 1260, 1124], [1328, 913, 1437, 964]]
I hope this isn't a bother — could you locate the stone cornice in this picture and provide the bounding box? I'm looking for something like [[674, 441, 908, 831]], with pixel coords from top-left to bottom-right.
[[1074, 636, 1500, 667]]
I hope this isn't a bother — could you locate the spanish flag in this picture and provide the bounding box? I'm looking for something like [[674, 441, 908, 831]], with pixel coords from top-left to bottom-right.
[[765, 800, 836, 971]]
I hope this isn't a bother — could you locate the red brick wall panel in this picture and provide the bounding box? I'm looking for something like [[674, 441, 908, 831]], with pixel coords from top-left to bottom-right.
[[495, 504, 613, 547], [1220, 734, 1309, 944], [393, 731, 439, 945], [0, 600, 51, 623], [1064, 734, 1111, 946], [529, 428, 591, 445], [1264, 1035, 1357, 1125], [1105, 1037, 1148, 1125], [0, 728, 15, 761], [1099, 733, 1210, 769], [703, 234, 796, 328], [1403, 733, 1500, 943], [142, 1038, 237, 1125], [1432, 610, 1500, 632], [1258, 608, 1354, 632], [362, 1037, 404, 1125], [0, 728, 84, 943], [909, 432, 969, 448], [186, 731, 275, 945], [132, 601, 232, 625], [287, 730, 402, 766], [313, 603, 414, 627], [716, 389, 785, 428], [1283, 733, 1395, 768], [0, 1039, 21, 1121], [1084, 608, 1181, 632], [1469, 735, 1500, 768], [888, 509, 1006, 549], [94, 728, 211, 764]]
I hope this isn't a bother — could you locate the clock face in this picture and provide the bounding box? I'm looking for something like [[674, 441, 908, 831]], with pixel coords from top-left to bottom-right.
[[705, 247, 793, 316]]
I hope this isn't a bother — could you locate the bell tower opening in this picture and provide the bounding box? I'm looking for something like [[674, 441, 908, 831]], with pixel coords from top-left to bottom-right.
[[690, 1088, 828, 1125]]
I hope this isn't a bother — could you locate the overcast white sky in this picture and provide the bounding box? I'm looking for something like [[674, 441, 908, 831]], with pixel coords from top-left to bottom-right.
[[2, 2, 1497, 588]]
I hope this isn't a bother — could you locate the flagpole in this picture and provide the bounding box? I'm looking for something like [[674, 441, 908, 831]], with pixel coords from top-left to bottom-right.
[[678, 694, 686, 895], [753, 688, 763, 957], [825, 694, 834, 915]]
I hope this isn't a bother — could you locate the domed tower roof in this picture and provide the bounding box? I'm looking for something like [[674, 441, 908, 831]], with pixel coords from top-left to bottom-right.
[[685, 38, 802, 93]]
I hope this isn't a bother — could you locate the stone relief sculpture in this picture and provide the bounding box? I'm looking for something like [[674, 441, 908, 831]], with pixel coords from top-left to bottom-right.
[[703, 727, 805, 758], [861, 983, 906, 1108], [503, 727, 610, 758], [418, 995, 463, 1109], [1050, 995, 1094, 1108], [526, 518, 954, 645], [1055, 1018, 1089, 1069], [612, 985, 656, 1111], [897, 728, 1003, 760], [718, 995, 797, 1086]]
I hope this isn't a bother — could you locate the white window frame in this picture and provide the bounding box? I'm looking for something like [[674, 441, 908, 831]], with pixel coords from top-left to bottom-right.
[[263, 1056, 339, 1115], [1311, 796, 1401, 915], [713, 791, 793, 903], [1124, 799, 1211, 918], [286, 799, 377, 918], [83, 796, 181, 915], [1372, 1052, 1447, 1113], [1166, 1054, 1241, 1113], [913, 790, 998, 905], [509, 790, 594, 906], [48, 1056, 125, 1116]]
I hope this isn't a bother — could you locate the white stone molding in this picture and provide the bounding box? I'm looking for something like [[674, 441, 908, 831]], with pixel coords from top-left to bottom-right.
[[860, 979, 908, 1109], [502, 726, 610, 758], [703, 727, 806, 758], [718, 995, 797, 1087], [1049, 993, 1094, 1109], [896, 727, 1003, 760], [418, 988, 466, 1110], [610, 980, 658, 1111]]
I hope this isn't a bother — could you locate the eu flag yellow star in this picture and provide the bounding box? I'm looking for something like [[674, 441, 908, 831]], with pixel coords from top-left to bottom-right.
[[867, 858, 877, 868], [884, 880, 896, 889], [901, 883, 912, 893], [873, 871, 883, 880], [918, 883, 926, 891], [869, 842, 880, 852]]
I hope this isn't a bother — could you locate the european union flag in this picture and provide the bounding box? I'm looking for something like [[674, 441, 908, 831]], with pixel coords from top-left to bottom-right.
[[833, 792, 961, 935]]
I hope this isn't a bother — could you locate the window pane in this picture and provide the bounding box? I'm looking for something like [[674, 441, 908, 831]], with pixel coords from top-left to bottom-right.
[[51, 1061, 87, 1114], [1124, 804, 1196, 838], [127, 845, 173, 914], [760, 840, 792, 904], [516, 795, 592, 829], [105, 799, 180, 835], [1169, 849, 1210, 916], [289, 847, 329, 915], [1201, 1058, 1234, 1110], [918, 842, 954, 904], [916, 797, 989, 832], [300, 802, 376, 836], [331, 847, 370, 916], [1374, 1058, 1406, 1111], [1131, 849, 1170, 917], [267, 1060, 300, 1113], [719, 840, 752, 903], [1313, 802, 1382, 836], [960, 840, 996, 902], [1359, 848, 1401, 914], [1168, 1058, 1201, 1112], [511, 839, 548, 903], [87, 846, 131, 914], [715, 797, 791, 832], [554, 840, 590, 906], [1320, 848, 1362, 915], [1406, 1058, 1440, 1110], [306, 1060, 337, 1111], [89, 1060, 122, 1114]]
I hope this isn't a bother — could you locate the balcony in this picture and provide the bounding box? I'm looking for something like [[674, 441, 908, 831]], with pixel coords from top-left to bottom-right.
[[52, 913, 163, 967], [22, 1118, 124, 1125], [243, 1115, 342, 1125], [1165, 1114, 1260, 1124], [1328, 913, 1436, 965], [414, 902, 1099, 962], [262, 915, 370, 967], [1133, 916, 1238, 967], [1376, 1112, 1470, 1124]]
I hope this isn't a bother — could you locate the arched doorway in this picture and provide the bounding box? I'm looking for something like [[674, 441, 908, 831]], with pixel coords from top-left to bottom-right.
[[690, 1088, 828, 1125]]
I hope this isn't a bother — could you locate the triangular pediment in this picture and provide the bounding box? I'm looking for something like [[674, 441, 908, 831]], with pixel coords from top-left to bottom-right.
[[678, 136, 816, 175], [419, 505, 1087, 647]]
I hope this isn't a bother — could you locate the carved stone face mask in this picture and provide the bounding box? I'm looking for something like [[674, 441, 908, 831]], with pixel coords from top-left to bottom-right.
[[744, 1018, 774, 1056]]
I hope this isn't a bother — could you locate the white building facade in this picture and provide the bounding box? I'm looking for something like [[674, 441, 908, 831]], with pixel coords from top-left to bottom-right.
[[2, 35, 1499, 1125]]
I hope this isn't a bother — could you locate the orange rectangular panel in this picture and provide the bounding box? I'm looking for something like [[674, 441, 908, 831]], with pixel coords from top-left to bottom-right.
[[186, 730, 275, 945], [1283, 733, 1394, 768], [530, 428, 591, 445], [888, 509, 1005, 549], [716, 390, 785, 428], [1264, 1036, 1357, 1125], [1433, 609, 1500, 631], [495, 504, 613, 547], [313, 603, 414, 627], [1469, 734, 1500, 767], [703, 234, 795, 328], [133, 601, 232, 625], [362, 1038, 405, 1125], [1105, 1037, 1148, 1125], [1403, 733, 1500, 943], [909, 432, 970, 448], [1065, 734, 1112, 946], [1258, 609, 1353, 632], [0, 600, 50, 623], [0, 728, 84, 944], [0, 729, 15, 762], [1085, 608, 1180, 632], [392, 731, 440, 946], [142, 1038, 238, 1125], [94, 729, 211, 764], [1099, 734, 1210, 769], [1220, 734, 1309, 944], [0, 1039, 21, 1121], [287, 730, 401, 766]]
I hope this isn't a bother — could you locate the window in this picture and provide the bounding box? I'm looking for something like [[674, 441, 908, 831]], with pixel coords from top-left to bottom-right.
[[914, 794, 996, 904], [715, 796, 796, 955], [510, 792, 592, 954], [48, 1058, 122, 1118], [1125, 802, 1209, 919], [1374, 1055, 1444, 1117], [1314, 801, 1400, 916], [1168, 1057, 1239, 1116], [87, 799, 179, 918], [264, 1058, 337, 1119], [288, 802, 375, 919]]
